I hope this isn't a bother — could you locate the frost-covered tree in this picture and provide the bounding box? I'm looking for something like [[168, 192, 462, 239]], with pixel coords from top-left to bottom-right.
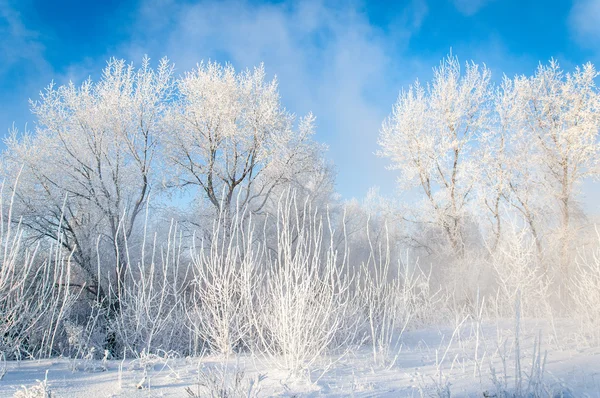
[[477, 76, 549, 256], [507, 61, 600, 274], [378, 55, 491, 257], [2, 57, 174, 297], [475, 83, 508, 252], [164, 62, 329, 217], [484, 76, 548, 258]]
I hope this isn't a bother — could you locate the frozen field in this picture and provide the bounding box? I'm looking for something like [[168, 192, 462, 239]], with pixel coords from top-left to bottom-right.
[[2, 319, 599, 397]]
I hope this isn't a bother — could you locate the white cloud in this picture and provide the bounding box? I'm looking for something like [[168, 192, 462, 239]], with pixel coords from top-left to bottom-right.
[[0, 1, 48, 75], [118, 0, 429, 199], [0, 1, 54, 134], [569, 0, 600, 47]]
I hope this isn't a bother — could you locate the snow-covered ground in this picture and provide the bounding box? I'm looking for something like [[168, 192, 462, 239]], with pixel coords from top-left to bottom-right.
[[2, 319, 598, 397]]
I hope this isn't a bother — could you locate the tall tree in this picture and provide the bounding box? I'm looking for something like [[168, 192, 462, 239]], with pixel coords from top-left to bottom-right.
[[2, 57, 174, 297], [508, 61, 600, 275], [378, 55, 491, 257], [164, 62, 328, 217]]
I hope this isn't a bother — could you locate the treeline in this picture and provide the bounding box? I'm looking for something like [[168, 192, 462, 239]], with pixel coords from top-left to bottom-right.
[[1, 57, 333, 301], [0, 55, 599, 364]]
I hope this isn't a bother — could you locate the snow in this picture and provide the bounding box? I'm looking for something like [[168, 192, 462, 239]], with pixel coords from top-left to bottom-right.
[[2, 319, 598, 397]]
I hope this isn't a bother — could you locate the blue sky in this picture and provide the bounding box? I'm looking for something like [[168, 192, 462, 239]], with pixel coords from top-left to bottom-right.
[[1, 0, 599, 203]]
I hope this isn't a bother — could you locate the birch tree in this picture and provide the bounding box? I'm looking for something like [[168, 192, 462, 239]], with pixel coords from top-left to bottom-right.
[[378, 55, 491, 257], [2, 57, 174, 298], [509, 61, 600, 275], [489, 76, 549, 258], [478, 76, 548, 255], [164, 62, 328, 217]]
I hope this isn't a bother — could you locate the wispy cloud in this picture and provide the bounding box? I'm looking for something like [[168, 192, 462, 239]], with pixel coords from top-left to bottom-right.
[[569, 0, 600, 48], [0, 0, 537, 200], [0, 1, 53, 134], [0, 1, 47, 75], [118, 0, 429, 198]]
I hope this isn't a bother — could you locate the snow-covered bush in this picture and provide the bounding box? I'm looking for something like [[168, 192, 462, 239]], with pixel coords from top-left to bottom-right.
[[0, 182, 79, 359], [359, 223, 441, 367], [186, 362, 265, 398], [570, 226, 600, 346], [13, 371, 52, 398], [108, 219, 192, 357], [248, 193, 356, 375], [489, 224, 551, 317], [187, 207, 258, 356]]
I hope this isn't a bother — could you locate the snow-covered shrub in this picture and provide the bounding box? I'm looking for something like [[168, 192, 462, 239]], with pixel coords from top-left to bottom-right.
[[489, 224, 550, 317], [0, 182, 79, 359], [359, 222, 441, 367], [13, 371, 52, 398], [185, 362, 265, 398], [488, 313, 552, 398], [187, 207, 258, 356], [248, 193, 356, 375], [127, 349, 179, 390], [108, 220, 192, 357], [570, 227, 600, 346], [64, 321, 106, 371]]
